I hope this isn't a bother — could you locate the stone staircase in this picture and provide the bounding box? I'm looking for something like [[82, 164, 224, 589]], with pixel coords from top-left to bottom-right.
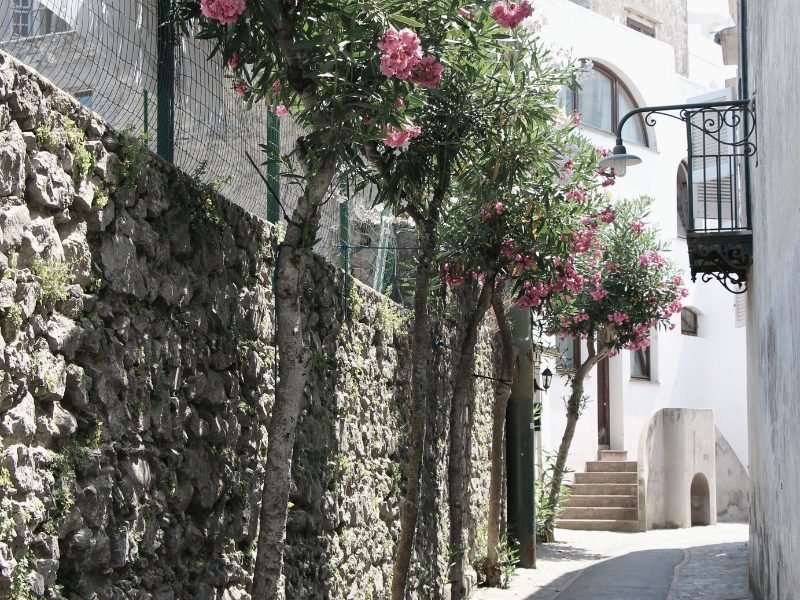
[[557, 450, 641, 533]]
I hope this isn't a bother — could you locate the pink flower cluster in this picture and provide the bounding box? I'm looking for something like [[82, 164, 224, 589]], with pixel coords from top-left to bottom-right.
[[607, 311, 629, 325], [565, 183, 587, 203], [599, 206, 616, 223], [411, 55, 444, 88], [234, 82, 247, 96], [272, 104, 289, 117], [595, 147, 611, 158], [630, 220, 646, 235], [378, 27, 421, 79], [378, 27, 443, 88], [571, 227, 597, 254], [638, 251, 667, 268], [589, 271, 607, 301], [481, 201, 505, 220], [227, 51, 241, 69], [561, 158, 574, 174], [384, 124, 422, 150], [515, 280, 551, 308], [500, 239, 518, 257], [443, 263, 465, 287], [490, 0, 534, 28], [200, 0, 246, 25], [552, 260, 584, 294]]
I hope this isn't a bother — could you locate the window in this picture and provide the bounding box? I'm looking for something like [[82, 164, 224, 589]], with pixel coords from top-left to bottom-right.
[[560, 63, 649, 146], [12, 0, 32, 37], [681, 308, 699, 336], [630, 347, 651, 380], [556, 336, 582, 370], [677, 161, 689, 237], [627, 17, 656, 38]]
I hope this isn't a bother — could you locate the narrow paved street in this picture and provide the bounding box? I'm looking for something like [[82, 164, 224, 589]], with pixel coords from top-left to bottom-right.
[[472, 524, 751, 600]]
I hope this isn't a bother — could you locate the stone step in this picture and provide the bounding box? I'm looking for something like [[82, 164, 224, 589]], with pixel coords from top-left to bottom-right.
[[598, 449, 628, 461], [568, 482, 638, 496], [560, 506, 639, 520], [556, 519, 640, 533], [574, 471, 637, 484], [586, 460, 638, 473], [564, 494, 638, 508]]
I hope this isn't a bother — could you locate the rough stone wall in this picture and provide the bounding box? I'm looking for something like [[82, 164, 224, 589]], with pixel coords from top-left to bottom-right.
[[0, 52, 495, 600], [746, 1, 800, 598]]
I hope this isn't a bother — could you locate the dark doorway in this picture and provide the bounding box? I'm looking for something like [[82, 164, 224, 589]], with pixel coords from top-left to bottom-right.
[[597, 356, 610, 447], [690, 473, 711, 526]]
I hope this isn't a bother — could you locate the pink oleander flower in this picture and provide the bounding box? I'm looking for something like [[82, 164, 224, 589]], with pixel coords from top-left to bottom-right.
[[272, 80, 282, 93], [565, 183, 587, 203], [631, 220, 646, 235], [494, 201, 505, 215], [573, 110, 582, 125], [480, 208, 492, 220], [490, 0, 533, 28], [600, 206, 617, 223], [680, 287, 689, 298], [672, 274, 684, 286], [573, 311, 589, 323], [590, 288, 608, 301], [273, 104, 289, 117], [601, 177, 616, 187], [595, 147, 611, 158], [500, 239, 518, 257], [234, 82, 247, 96], [227, 51, 241, 69], [608, 311, 629, 325], [200, 0, 246, 24], [605, 261, 619, 273], [362, 116, 372, 125], [378, 27, 422, 80], [410, 55, 444, 88], [383, 124, 422, 151], [561, 158, 574, 173], [394, 97, 405, 107]]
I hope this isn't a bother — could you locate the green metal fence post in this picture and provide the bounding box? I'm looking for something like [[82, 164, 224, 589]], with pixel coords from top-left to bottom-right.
[[156, 0, 175, 161], [143, 89, 149, 135], [506, 305, 536, 568], [266, 111, 281, 223]]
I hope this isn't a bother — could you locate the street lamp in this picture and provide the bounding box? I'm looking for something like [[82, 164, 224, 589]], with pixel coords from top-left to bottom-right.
[[534, 367, 553, 392], [599, 142, 641, 177]]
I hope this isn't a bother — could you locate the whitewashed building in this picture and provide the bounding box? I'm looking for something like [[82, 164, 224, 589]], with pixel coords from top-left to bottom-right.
[[534, 0, 749, 530]]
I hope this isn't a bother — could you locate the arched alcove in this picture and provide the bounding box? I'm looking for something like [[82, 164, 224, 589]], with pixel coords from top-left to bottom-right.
[[690, 473, 711, 526]]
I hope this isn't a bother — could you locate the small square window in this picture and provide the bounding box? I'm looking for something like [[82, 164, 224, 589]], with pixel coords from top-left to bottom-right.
[[681, 308, 699, 336], [627, 17, 656, 38]]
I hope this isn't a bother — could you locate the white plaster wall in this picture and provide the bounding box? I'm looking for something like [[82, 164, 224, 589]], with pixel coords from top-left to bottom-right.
[[536, 0, 748, 484], [746, 1, 800, 598], [638, 408, 717, 529]]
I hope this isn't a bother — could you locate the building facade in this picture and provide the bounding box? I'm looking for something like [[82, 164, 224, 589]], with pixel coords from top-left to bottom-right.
[[535, 0, 749, 527], [745, 0, 800, 597]]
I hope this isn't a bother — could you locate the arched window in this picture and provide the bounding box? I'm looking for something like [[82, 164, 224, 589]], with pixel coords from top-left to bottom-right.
[[677, 161, 689, 237], [681, 307, 699, 336], [559, 63, 649, 147]]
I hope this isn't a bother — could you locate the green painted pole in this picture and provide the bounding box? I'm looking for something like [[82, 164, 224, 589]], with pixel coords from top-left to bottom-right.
[[156, 0, 174, 161], [143, 89, 149, 135], [266, 111, 280, 223], [506, 306, 536, 568]]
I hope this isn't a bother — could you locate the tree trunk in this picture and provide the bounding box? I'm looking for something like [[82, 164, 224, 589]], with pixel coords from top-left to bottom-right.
[[448, 282, 494, 600], [251, 151, 338, 600], [391, 222, 436, 600], [484, 287, 514, 587], [542, 335, 607, 543]]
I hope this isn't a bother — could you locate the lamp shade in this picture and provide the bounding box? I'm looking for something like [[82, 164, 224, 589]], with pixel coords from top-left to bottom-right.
[[599, 143, 642, 177], [542, 367, 553, 391]]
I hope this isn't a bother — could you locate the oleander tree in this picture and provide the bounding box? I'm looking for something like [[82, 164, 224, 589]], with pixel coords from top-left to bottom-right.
[[513, 195, 688, 542], [174, 1, 490, 597], [363, 6, 610, 594], [438, 133, 608, 585]]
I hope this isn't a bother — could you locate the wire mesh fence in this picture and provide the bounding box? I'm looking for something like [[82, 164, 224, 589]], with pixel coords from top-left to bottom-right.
[[0, 0, 398, 294]]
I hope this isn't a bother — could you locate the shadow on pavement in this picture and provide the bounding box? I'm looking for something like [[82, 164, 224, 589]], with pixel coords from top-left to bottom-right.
[[512, 541, 750, 600]]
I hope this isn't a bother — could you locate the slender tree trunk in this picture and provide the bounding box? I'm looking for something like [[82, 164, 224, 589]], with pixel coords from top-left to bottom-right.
[[251, 151, 338, 599], [542, 334, 607, 543], [391, 221, 436, 600], [484, 287, 514, 587], [448, 282, 494, 600]]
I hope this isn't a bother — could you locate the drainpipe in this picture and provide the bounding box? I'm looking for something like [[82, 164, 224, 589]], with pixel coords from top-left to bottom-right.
[[506, 306, 536, 568]]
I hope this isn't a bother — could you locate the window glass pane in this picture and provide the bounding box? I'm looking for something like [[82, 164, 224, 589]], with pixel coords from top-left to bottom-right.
[[558, 86, 574, 115], [577, 70, 613, 133], [630, 348, 650, 379], [619, 89, 646, 145]]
